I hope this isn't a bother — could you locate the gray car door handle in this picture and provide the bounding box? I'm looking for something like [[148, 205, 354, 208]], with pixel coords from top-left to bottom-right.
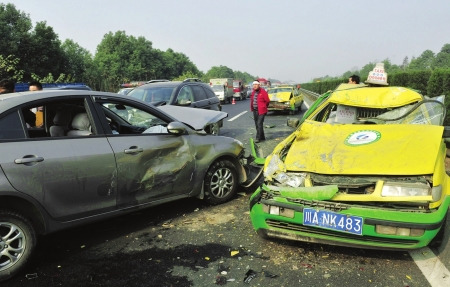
[[124, 147, 143, 154], [14, 156, 44, 164]]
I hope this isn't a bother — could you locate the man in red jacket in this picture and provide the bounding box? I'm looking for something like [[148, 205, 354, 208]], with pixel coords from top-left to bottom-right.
[[250, 80, 270, 143]]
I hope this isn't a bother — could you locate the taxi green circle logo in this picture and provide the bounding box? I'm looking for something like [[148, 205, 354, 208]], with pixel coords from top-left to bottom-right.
[[345, 130, 381, 146]]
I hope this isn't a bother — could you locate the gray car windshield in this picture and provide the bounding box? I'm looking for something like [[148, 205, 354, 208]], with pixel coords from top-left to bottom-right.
[[270, 88, 292, 93], [129, 87, 174, 104]]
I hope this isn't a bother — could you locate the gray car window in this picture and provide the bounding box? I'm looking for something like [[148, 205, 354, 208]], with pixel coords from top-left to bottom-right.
[[177, 86, 194, 105], [191, 85, 207, 101], [101, 102, 168, 134], [0, 111, 26, 140], [203, 86, 217, 99]]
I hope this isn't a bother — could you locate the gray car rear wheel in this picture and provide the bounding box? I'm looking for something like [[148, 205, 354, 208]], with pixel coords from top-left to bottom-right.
[[0, 211, 36, 282], [204, 160, 238, 204]]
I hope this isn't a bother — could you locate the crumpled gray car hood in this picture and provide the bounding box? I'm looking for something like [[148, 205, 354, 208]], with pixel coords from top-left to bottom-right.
[[158, 105, 228, 131]]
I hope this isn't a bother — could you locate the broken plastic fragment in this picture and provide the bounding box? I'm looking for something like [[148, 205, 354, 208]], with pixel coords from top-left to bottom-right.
[[25, 273, 38, 280], [270, 185, 339, 200], [243, 269, 257, 283], [263, 270, 278, 278]]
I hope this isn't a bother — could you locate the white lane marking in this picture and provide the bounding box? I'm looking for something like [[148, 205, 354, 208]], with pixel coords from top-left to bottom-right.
[[409, 247, 450, 287], [227, 111, 248, 122], [304, 100, 310, 109]]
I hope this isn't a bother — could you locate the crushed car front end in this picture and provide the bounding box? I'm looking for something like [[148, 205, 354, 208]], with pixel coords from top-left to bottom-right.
[[249, 85, 450, 250], [268, 88, 298, 113]]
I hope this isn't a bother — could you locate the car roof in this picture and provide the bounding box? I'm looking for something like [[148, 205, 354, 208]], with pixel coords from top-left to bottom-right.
[[137, 80, 209, 89], [329, 84, 424, 108], [137, 81, 182, 89], [44, 85, 92, 91], [0, 90, 138, 111]]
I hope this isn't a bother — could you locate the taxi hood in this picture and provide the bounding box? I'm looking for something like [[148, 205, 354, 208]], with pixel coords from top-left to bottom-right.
[[283, 120, 444, 175], [269, 91, 291, 101]]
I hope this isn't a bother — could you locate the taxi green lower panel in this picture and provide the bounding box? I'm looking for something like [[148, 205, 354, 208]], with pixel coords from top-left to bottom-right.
[[250, 190, 449, 250]]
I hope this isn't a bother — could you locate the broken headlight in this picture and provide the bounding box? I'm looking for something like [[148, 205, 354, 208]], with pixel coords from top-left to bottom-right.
[[274, 172, 306, 187], [264, 154, 285, 178]]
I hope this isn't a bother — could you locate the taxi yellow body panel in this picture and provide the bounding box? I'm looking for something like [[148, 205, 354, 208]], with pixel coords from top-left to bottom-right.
[[284, 120, 443, 175], [250, 83, 449, 250], [330, 84, 423, 108]]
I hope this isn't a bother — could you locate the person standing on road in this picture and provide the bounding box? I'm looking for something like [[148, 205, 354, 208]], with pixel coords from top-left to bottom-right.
[[250, 80, 270, 143]]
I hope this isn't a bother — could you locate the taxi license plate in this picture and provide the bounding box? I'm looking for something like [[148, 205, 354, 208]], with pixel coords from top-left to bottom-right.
[[303, 208, 363, 235]]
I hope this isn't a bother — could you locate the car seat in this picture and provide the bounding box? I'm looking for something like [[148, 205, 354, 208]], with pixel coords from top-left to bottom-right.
[[67, 113, 92, 136], [49, 111, 71, 137]]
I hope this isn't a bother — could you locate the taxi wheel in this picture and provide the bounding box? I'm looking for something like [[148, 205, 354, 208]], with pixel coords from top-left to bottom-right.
[[0, 211, 36, 282], [204, 160, 238, 204]]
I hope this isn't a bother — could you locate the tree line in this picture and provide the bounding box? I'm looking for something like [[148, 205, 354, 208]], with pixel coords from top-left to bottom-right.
[[0, 3, 258, 92], [302, 43, 450, 97], [1, 2, 450, 93]]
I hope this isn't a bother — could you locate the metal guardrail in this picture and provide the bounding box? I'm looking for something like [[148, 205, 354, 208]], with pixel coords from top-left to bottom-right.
[[299, 88, 320, 101]]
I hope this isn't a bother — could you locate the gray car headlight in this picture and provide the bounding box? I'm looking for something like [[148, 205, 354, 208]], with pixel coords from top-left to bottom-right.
[[381, 182, 431, 197]]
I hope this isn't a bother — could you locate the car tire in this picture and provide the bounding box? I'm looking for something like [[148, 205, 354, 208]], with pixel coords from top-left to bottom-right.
[[204, 160, 238, 204], [0, 211, 36, 282]]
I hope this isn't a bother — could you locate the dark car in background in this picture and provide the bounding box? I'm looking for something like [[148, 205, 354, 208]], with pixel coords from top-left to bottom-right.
[[127, 79, 223, 135], [0, 89, 259, 281], [44, 84, 92, 91]]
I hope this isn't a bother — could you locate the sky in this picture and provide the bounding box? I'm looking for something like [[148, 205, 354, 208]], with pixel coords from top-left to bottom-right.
[[9, 0, 450, 83]]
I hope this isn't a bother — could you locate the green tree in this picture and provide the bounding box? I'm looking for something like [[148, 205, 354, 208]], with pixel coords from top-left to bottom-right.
[[61, 39, 93, 82], [0, 54, 24, 81], [408, 50, 435, 70], [94, 31, 141, 90], [427, 69, 447, 97], [0, 3, 32, 59], [401, 56, 409, 70], [382, 59, 402, 74], [204, 65, 234, 81], [172, 71, 201, 81], [21, 21, 65, 80], [359, 62, 376, 81], [233, 70, 254, 84], [161, 48, 201, 80], [432, 44, 450, 69]]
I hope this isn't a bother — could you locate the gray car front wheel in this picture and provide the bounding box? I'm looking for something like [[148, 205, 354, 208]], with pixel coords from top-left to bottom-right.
[[204, 160, 238, 204], [0, 211, 36, 282]]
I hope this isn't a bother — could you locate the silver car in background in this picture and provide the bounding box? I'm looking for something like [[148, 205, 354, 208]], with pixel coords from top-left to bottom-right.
[[0, 90, 259, 281]]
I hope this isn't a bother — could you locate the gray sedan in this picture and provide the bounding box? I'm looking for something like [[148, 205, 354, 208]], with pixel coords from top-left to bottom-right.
[[0, 90, 259, 281]]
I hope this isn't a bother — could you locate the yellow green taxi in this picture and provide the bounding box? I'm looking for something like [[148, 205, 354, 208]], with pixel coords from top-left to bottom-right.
[[249, 83, 449, 250], [267, 85, 303, 114]]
